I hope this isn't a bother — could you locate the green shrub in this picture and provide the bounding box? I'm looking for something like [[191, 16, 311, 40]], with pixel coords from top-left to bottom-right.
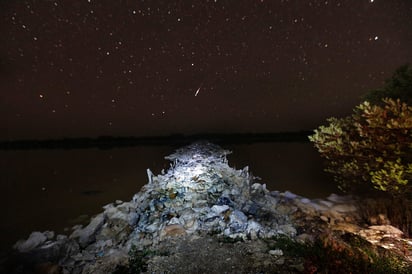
[[309, 98, 412, 196]]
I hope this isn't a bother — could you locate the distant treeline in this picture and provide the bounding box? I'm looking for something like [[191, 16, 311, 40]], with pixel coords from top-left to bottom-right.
[[0, 131, 313, 150]]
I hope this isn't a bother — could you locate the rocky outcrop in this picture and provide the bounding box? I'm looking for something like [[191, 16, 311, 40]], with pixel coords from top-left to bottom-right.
[[3, 142, 412, 273]]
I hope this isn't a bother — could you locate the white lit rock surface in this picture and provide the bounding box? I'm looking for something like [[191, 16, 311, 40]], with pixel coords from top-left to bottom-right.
[[3, 142, 412, 273]]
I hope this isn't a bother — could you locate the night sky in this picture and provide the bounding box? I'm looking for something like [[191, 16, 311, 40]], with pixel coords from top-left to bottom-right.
[[1, 0, 412, 140]]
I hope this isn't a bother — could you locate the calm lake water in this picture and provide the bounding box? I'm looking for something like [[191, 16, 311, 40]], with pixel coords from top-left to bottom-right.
[[0, 142, 338, 253]]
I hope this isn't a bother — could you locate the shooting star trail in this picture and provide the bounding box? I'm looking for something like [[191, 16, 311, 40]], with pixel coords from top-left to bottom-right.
[[195, 87, 201, 96]]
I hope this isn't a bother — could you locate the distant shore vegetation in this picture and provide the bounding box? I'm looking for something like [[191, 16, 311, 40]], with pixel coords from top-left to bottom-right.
[[0, 131, 312, 150]]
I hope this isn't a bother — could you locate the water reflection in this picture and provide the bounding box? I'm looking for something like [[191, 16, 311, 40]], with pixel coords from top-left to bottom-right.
[[0, 146, 173, 253], [0, 142, 337, 253], [226, 143, 338, 197]]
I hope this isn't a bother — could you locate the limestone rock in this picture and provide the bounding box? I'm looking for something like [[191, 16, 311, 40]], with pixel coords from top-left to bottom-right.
[[70, 213, 105, 248], [331, 204, 357, 213], [161, 224, 187, 238], [269, 249, 283, 256], [211, 204, 230, 215], [367, 225, 404, 237], [14, 231, 48, 253]]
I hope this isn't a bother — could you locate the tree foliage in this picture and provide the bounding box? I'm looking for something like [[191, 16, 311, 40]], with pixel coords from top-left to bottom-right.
[[309, 98, 412, 196], [364, 64, 412, 105]]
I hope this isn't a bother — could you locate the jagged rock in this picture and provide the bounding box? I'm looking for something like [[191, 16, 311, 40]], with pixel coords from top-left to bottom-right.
[[331, 204, 357, 213], [283, 191, 298, 200], [70, 213, 105, 248], [161, 224, 187, 238], [251, 183, 268, 196], [227, 210, 248, 233], [14, 231, 48, 253], [296, 233, 315, 244], [359, 224, 405, 244], [269, 249, 283, 256], [369, 225, 404, 236], [211, 204, 230, 215]]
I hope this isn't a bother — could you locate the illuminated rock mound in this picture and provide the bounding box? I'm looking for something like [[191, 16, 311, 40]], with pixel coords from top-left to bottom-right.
[[131, 141, 296, 245]]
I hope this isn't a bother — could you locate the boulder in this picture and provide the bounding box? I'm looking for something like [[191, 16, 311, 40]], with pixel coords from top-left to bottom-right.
[[161, 224, 187, 238], [70, 213, 105, 248], [14, 231, 48, 253]]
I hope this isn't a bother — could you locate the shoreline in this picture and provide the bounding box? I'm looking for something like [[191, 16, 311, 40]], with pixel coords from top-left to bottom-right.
[[0, 131, 312, 150], [3, 142, 411, 273]]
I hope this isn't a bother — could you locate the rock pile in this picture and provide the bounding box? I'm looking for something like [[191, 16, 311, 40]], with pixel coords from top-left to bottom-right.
[[4, 141, 412, 273]]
